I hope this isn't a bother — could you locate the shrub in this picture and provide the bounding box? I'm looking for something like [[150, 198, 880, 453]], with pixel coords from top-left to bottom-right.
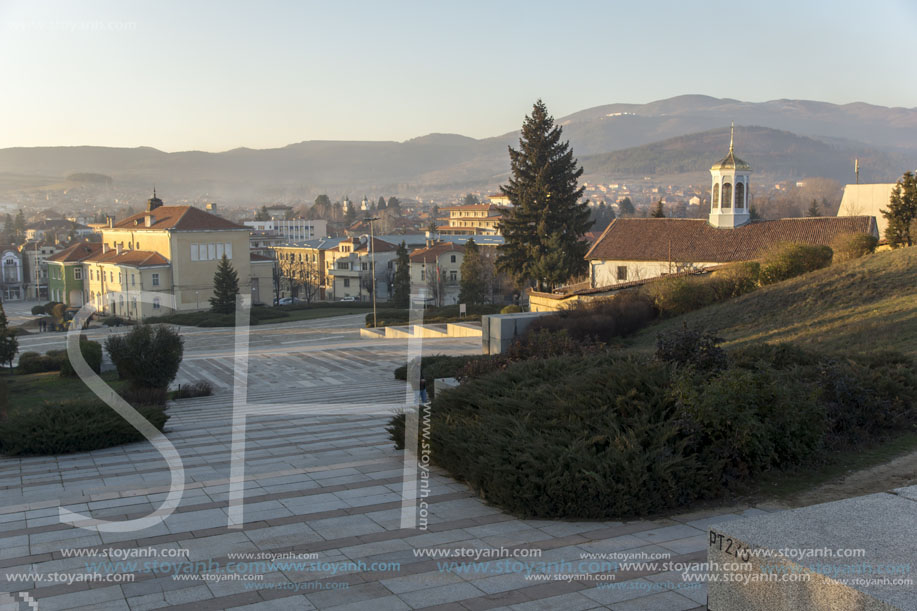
[[30, 305, 45, 316], [831, 233, 878, 264], [105, 324, 184, 390], [710, 262, 760, 300], [385, 411, 407, 450], [0, 400, 168, 456], [173, 381, 214, 399], [758, 243, 833, 285], [655, 324, 727, 371], [60, 340, 103, 377], [102, 315, 129, 327], [18, 351, 64, 373], [500, 305, 523, 314], [647, 276, 717, 316], [387, 346, 917, 519], [526, 293, 656, 342]]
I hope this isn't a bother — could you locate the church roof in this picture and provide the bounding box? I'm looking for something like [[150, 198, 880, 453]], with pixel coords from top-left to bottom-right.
[[585, 217, 877, 263]]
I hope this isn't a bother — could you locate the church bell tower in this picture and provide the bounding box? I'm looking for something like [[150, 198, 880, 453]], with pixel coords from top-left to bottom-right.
[[709, 123, 751, 228]]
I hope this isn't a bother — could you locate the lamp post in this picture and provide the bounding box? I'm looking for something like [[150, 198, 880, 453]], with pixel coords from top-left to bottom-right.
[[364, 217, 379, 328]]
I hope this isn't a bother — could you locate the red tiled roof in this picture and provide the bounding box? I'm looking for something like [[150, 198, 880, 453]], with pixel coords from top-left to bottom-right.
[[47, 242, 103, 263], [409, 242, 462, 262], [355, 237, 398, 254], [113, 206, 246, 231], [585, 217, 877, 262], [85, 249, 170, 267]]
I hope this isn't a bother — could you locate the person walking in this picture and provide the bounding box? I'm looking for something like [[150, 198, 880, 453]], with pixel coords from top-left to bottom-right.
[[418, 378, 429, 404]]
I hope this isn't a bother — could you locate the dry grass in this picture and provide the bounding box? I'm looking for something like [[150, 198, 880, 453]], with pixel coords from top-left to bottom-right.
[[625, 247, 917, 357]]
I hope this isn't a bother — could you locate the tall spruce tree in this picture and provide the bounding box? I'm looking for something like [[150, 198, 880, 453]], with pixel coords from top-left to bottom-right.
[[210, 254, 240, 314], [458, 239, 487, 305], [651, 200, 665, 218], [0, 303, 18, 371], [497, 100, 592, 291], [392, 241, 411, 308], [882, 171, 917, 247]]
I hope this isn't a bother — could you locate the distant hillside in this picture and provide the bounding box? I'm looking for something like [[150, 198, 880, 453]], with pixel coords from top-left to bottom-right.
[[580, 126, 915, 184], [1, 95, 916, 200], [625, 247, 917, 357]]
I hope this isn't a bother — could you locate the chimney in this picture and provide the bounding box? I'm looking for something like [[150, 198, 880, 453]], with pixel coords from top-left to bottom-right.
[[107, 216, 114, 228], [102, 243, 109, 254], [145, 213, 154, 228], [116, 243, 122, 255]]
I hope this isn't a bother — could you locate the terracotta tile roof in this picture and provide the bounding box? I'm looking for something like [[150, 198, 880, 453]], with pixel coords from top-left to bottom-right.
[[85, 249, 170, 267], [409, 242, 462, 262], [47, 242, 103, 263], [113, 206, 246, 231], [585, 217, 877, 262], [355, 237, 398, 254]]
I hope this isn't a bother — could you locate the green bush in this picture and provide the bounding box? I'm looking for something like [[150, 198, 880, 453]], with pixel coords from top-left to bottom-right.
[[367, 304, 503, 328], [102, 315, 131, 327], [60, 340, 103, 377], [119, 386, 168, 407], [173, 381, 214, 399], [831, 233, 878, 264], [710, 262, 761, 299], [0, 400, 168, 456], [386, 346, 917, 519], [527, 293, 656, 342], [758, 243, 833, 285], [647, 276, 717, 316], [105, 324, 184, 389], [500, 305, 523, 314], [655, 324, 727, 371], [18, 351, 65, 373]]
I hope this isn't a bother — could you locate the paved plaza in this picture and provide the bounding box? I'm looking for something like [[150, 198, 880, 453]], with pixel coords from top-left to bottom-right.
[[0, 312, 777, 610]]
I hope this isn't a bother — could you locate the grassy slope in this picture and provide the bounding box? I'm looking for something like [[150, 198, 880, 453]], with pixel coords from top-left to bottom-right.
[[625, 247, 917, 357]]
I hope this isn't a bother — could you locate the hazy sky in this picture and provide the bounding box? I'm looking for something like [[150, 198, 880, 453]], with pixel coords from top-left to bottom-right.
[[1, 0, 914, 152]]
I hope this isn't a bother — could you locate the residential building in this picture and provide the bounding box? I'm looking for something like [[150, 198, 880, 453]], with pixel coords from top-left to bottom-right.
[[20, 242, 60, 300], [81, 193, 273, 319], [47, 242, 103, 306], [585, 127, 878, 288], [437, 204, 505, 236], [0, 246, 24, 301], [409, 242, 464, 306], [25, 219, 93, 243], [326, 237, 398, 301], [244, 219, 327, 241]]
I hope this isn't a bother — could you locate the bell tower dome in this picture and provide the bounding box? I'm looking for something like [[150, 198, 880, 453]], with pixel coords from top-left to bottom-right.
[[709, 123, 751, 228]]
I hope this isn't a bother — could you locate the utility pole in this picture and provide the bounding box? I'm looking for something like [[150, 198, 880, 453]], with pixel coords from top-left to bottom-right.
[[365, 217, 379, 328]]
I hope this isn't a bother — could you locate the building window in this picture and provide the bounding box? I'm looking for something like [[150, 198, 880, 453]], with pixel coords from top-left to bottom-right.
[[109, 271, 113, 282], [722, 182, 732, 209], [343, 278, 350, 288], [420, 270, 425, 281], [73, 267, 82, 280], [152, 273, 160, 287], [191, 244, 199, 261], [207, 243, 216, 260], [449, 270, 457, 282], [216, 243, 225, 259], [712, 183, 719, 208], [735, 182, 745, 209], [362, 262, 368, 271], [131, 274, 135, 286], [450, 255, 456, 263], [337, 261, 349, 270], [153, 297, 160, 310], [617, 266, 627, 281]]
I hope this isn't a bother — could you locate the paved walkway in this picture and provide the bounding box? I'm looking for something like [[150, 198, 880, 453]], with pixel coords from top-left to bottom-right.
[[0, 315, 777, 610]]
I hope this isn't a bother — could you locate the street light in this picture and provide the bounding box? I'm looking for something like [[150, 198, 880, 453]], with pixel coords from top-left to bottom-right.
[[364, 217, 379, 328]]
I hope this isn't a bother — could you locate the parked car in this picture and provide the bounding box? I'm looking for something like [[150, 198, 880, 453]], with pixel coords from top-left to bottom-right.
[[339, 296, 357, 302], [277, 297, 302, 305]]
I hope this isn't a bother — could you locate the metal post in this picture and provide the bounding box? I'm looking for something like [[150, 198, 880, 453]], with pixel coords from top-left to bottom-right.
[[368, 217, 378, 328]]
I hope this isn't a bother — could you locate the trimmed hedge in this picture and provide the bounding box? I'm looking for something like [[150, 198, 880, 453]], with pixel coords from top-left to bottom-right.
[[60, 340, 102, 377], [0, 400, 168, 456], [367, 304, 503, 328], [388, 341, 917, 519], [173, 381, 214, 400], [19, 352, 64, 373], [527, 294, 656, 342]]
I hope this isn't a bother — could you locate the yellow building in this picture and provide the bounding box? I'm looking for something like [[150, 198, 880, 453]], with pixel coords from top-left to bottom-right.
[[85, 193, 273, 319], [437, 204, 504, 236]]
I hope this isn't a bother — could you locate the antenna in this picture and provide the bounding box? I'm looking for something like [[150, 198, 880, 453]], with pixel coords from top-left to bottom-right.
[[729, 121, 735, 153]]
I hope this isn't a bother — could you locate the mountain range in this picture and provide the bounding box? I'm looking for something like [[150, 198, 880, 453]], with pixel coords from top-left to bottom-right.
[[1, 95, 915, 202]]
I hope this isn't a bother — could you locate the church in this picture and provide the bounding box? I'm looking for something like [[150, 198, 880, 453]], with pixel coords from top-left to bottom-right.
[[585, 126, 878, 288]]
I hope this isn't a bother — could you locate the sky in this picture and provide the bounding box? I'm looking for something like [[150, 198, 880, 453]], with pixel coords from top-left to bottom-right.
[[1, 0, 915, 152]]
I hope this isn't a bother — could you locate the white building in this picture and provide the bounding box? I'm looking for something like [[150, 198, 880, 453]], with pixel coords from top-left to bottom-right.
[[836, 183, 897, 240], [244, 219, 328, 241]]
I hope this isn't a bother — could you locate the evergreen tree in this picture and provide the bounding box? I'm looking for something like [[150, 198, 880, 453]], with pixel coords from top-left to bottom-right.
[[392, 241, 411, 308], [807, 199, 821, 217], [617, 197, 635, 216], [651, 200, 666, 218], [254, 205, 270, 221], [377, 196, 386, 211], [459, 239, 487, 305], [497, 100, 592, 291], [462, 193, 479, 206], [749, 205, 761, 221], [0, 304, 18, 371], [387, 197, 401, 216], [13, 210, 25, 243], [344, 203, 357, 225], [209, 254, 240, 314], [882, 171, 917, 247]]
